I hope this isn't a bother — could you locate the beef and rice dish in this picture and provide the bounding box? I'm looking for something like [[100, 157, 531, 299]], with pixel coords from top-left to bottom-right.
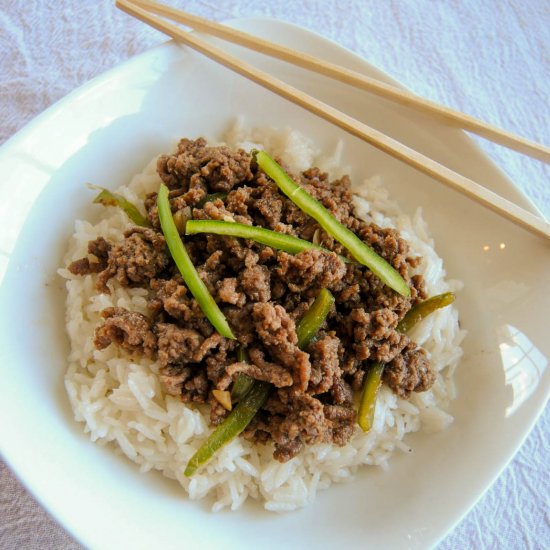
[[61, 127, 464, 510], [68, 137, 435, 461]]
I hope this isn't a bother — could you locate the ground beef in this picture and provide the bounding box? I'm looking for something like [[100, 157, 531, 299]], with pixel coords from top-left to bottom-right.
[[342, 307, 408, 365], [96, 227, 169, 293], [252, 302, 311, 391], [272, 437, 304, 462], [182, 370, 209, 404], [156, 324, 204, 366], [383, 341, 434, 397], [217, 277, 246, 306], [222, 355, 293, 388], [238, 264, 271, 302], [150, 278, 214, 337], [301, 169, 355, 226], [276, 249, 346, 292], [72, 138, 438, 463], [270, 390, 332, 451], [94, 307, 156, 357], [68, 237, 111, 275], [157, 137, 253, 192], [159, 365, 191, 397], [307, 334, 341, 395]]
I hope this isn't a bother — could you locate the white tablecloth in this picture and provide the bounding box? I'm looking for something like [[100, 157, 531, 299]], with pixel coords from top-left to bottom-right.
[[1, 1, 548, 548]]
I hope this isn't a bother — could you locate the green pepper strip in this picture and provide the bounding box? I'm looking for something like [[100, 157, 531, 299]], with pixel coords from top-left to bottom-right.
[[231, 348, 255, 401], [396, 292, 455, 333], [184, 381, 271, 477], [185, 219, 349, 261], [231, 373, 255, 401], [296, 288, 335, 349], [254, 150, 410, 297], [357, 363, 385, 433], [157, 184, 235, 340], [89, 185, 150, 227], [185, 289, 335, 476], [357, 292, 456, 432]]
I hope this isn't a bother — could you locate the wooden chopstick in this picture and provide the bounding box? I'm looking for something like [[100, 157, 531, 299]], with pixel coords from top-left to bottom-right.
[[116, 0, 550, 241], [129, 0, 550, 164]]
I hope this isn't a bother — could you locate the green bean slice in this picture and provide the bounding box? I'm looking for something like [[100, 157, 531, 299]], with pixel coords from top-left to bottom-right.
[[186, 219, 348, 261], [230, 373, 255, 402], [254, 150, 410, 297], [157, 184, 235, 340], [89, 184, 150, 227], [396, 292, 456, 333], [357, 292, 456, 432], [231, 348, 255, 401], [296, 288, 335, 349], [357, 362, 384, 432], [184, 381, 271, 477]]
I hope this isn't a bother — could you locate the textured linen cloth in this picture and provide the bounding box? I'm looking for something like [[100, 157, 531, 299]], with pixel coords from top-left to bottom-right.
[[0, 1, 548, 548]]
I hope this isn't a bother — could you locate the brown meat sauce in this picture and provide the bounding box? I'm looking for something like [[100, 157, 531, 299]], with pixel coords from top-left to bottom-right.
[[68, 138, 433, 462]]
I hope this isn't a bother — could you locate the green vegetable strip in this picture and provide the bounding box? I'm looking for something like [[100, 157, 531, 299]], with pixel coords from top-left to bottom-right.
[[357, 292, 456, 432], [254, 150, 410, 297], [296, 289, 335, 349], [184, 381, 271, 477], [186, 219, 347, 260], [231, 348, 255, 401], [357, 363, 384, 432], [396, 292, 456, 333], [90, 185, 150, 227], [236, 347, 249, 363], [231, 373, 255, 401], [185, 289, 335, 476], [157, 184, 235, 340]]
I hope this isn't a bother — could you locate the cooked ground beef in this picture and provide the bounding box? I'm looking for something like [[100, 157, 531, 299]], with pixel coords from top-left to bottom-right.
[[93, 227, 169, 293], [94, 307, 156, 358], [72, 137, 434, 463], [68, 236, 111, 276]]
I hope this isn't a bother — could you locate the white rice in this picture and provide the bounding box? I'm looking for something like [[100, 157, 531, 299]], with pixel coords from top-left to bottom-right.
[[59, 124, 466, 512]]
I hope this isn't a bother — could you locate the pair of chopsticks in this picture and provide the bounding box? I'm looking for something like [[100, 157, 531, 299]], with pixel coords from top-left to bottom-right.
[[116, 0, 550, 241]]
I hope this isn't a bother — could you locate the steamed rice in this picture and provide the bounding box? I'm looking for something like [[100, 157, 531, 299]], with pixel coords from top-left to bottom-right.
[[59, 125, 465, 512]]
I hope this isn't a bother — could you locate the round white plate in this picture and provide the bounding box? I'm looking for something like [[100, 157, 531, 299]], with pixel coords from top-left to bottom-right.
[[0, 17, 548, 550]]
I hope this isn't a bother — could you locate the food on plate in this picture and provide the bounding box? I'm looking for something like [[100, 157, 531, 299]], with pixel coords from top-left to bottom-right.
[[60, 125, 464, 511], [356, 291, 455, 432]]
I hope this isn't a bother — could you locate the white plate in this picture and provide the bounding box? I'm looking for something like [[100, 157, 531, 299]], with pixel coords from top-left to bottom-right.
[[0, 17, 548, 550]]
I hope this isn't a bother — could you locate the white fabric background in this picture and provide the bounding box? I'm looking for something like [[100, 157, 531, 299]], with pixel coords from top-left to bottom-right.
[[0, 1, 548, 548]]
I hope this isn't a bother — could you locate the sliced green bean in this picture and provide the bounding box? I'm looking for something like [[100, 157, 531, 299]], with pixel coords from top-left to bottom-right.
[[89, 184, 150, 227], [396, 292, 456, 333], [357, 292, 456, 432], [231, 373, 255, 401], [296, 288, 335, 349], [184, 381, 270, 477], [357, 362, 384, 432], [231, 348, 255, 401], [236, 347, 249, 363], [186, 219, 348, 261], [157, 184, 235, 340], [254, 150, 410, 297]]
